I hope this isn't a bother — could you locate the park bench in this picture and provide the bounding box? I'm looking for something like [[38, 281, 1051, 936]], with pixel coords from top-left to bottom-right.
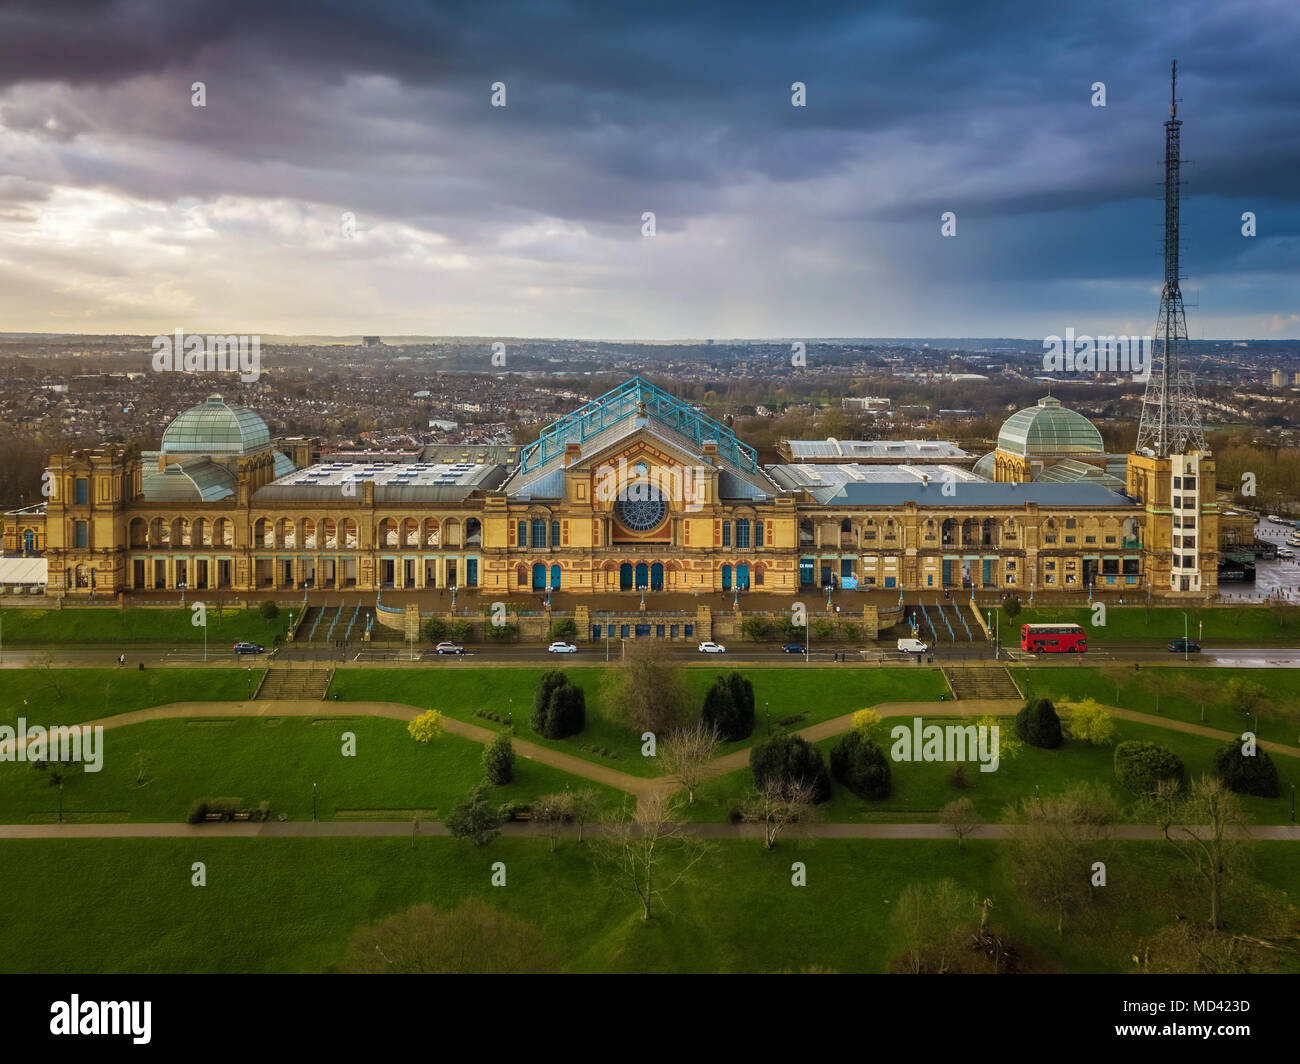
[[510, 811, 532, 822], [230, 811, 253, 821]]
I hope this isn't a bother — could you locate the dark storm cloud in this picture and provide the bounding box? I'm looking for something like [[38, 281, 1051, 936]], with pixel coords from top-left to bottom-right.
[[0, 0, 1296, 335]]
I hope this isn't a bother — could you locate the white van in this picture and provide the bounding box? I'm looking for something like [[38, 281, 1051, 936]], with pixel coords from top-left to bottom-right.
[[897, 638, 929, 655]]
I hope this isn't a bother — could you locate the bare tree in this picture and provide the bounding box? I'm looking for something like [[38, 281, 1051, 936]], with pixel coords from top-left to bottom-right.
[[591, 792, 706, 921], [660, 722, 721, 805], [738, 777, 818, 850], [1151, 774, 1249, 930], [532, 792, 576, 852], [940, 797, 980, 847], [603, 640, 688, 734], [1003, 781, 1117, 935], [570, 788, 599, 843], [892, 879, 973, 974]]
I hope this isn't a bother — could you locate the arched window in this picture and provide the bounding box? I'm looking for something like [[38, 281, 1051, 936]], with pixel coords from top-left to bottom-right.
[[735, 519, 750, 549], [721, 521, 731, 547], [755, 521, 764, 547], [550, 520, 561, 548], [840, 518, 851, 533], [517, 520, 527, 548], [531, 519, 547, 549]]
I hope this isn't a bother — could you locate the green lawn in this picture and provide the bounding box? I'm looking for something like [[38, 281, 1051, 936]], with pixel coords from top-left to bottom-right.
[[1015, 665, 1300, 735], [0, 716, 626, 824], [0, 605, 288, 645], [0, 837, 1293, 973], [0, 668, 261, 729], [684, 715, 1299, 825], [994, 604, 1300, 646], [330, 667, 948, 776]]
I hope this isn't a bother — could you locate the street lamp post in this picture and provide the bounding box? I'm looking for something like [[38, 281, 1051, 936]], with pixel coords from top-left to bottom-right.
[[58, 782, 64, 824], [1182, 612, 1188, 662], [312, 782, 318, 822]]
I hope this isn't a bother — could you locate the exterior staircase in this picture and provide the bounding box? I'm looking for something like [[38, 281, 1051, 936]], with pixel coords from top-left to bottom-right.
[[942, 665, 1020, 701], [255, 667, 333, 701]]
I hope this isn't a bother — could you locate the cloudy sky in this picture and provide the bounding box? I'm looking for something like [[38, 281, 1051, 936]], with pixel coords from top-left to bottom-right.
[[1, 0, 1297, 339]]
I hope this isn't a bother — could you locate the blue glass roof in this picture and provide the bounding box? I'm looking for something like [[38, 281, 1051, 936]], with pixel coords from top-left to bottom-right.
[[519, 377, 757, 475]]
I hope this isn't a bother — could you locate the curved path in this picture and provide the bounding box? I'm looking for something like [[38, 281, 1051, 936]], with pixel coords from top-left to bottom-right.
[[2, 697, 1295, 819]]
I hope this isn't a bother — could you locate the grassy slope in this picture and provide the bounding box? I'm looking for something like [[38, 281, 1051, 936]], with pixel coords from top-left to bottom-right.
[[994, 604, 1300, 646], [329, 667, 948, 776], [1016, 665, 1300, 733], [0, 669, 260, 729], [0, 837, 1294, 974], [0, 716, 626, 824], [0, 606, 290, 645], [685, 715, 1299, 824]]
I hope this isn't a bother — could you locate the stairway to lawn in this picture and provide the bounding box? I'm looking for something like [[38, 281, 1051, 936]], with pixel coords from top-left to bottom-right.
[[942, 665, 1021, 701], [255, 668, 334, 700]]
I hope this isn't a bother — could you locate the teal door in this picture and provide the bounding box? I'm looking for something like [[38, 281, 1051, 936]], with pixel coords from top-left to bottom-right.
[[982, 559, 993, 586], [942, 560, 953, 586], [532, 564, 546, 589], [721, 565, 732, 590], [620, 563, 633, 590], [635, 562, 649, 588], [550, 564, 561, 589]]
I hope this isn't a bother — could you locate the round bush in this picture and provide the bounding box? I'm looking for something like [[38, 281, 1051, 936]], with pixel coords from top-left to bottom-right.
[[1114, 740, 1185, 796], [1212, 740, 1280, 798], [829, 731, 891, 799], [259, 600, 280, 620], [749, 734, 831, 804], [1015, 698, 1063, 749]]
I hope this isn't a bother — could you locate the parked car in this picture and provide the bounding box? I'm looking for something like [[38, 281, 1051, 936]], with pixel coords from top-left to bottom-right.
[[781, 642, 807, 654], [547, 641, 578, 654], [698, 641, 726, 654], [1278, 548, 1295, 559], [1168, 638, 1201, 654], [1267, 514, 1284, 523], [897, 637, 929, 655], [233, 642, 265, 655], [434, 641, 465, 655]]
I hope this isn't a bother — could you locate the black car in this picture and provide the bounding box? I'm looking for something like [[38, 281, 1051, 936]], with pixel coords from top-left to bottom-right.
[[781, 643, 807, 654], [233, 641, 265, 655], [1168, 638, 1200, 654]]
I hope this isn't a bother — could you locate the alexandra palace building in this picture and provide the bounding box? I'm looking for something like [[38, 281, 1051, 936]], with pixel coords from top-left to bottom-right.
[[12, 377, 1228, 601]]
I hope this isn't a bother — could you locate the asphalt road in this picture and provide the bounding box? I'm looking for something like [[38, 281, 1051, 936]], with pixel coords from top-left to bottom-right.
[[5, 640, 1300, 668]]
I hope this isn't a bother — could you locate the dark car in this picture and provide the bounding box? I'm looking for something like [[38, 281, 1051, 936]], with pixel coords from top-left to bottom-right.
[[233, 641, 265, 655], [1168, 638, 1201, 654], [781, 643, 807, 654]]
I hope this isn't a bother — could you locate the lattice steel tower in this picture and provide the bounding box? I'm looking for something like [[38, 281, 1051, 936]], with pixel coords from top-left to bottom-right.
[[1136, 60, 1206, 457]]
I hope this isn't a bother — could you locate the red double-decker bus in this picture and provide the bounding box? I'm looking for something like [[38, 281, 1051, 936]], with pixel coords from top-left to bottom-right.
[[1020, 623, 1087, 654]]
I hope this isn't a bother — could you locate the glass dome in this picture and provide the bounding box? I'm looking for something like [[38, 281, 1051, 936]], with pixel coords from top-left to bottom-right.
[[997, 396, 1103, 458], [161, 394, 271, 455]]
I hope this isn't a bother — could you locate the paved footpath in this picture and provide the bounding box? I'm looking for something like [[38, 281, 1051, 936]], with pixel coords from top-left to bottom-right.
[[2, 697, 1296, 820], [0, 821, 1296, 841]]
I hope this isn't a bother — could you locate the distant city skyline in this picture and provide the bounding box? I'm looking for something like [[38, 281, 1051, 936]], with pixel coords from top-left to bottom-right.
[[1, 1, 1297, 340]]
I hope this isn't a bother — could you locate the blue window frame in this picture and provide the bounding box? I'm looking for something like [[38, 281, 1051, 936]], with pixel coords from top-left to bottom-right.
[[721, 522, 731, 547], [531, 519, 546, 549], [755, 521, 764, 547], [517, 521, 527, 548], [75, 478, 89, 505], [735, 519, 749, 549]]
